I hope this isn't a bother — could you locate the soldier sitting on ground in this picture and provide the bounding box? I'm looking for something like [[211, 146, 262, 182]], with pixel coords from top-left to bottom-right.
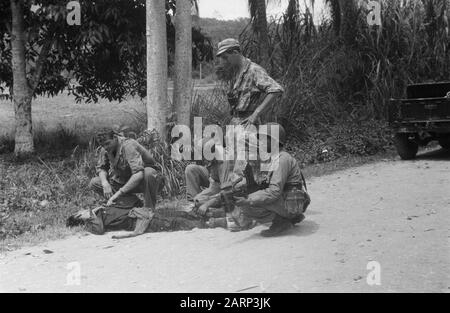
[[185, 140, 234, 205]]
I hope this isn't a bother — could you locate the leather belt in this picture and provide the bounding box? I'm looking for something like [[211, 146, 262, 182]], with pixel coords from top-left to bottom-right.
[[284, 182, 302, 192]]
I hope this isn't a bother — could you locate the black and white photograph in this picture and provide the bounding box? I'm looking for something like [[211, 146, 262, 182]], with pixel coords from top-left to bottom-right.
[[0, 0, 449, 296]]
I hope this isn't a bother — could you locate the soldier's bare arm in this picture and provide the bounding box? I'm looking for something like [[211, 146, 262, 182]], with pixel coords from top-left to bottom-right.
[[243, 92, 281, 125]]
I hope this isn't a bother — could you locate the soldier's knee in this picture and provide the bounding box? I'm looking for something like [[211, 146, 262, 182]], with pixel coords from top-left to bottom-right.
[[185, 164, 197, 177], [144, 167, 157, 177], [143, 167, 157, 180]]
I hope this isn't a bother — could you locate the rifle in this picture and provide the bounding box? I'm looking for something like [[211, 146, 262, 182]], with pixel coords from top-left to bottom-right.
[[196, 163, 269, 214]]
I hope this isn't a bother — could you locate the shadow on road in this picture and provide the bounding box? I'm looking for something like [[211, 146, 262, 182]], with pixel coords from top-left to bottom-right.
[[287, 220, 320, 237], [415, 148, 450, 161], [305, 209, 322, 215], [232, 220, 320, 244]]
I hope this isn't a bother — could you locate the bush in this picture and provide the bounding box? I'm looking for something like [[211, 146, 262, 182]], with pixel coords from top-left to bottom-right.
[[0, 124, 91, 157]]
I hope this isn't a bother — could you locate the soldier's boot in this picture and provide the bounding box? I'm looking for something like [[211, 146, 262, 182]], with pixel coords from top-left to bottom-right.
[[228, 206, 256, 231], [290, 213, 305, 225], [226, 213, 243, 232], [133, 217, 151, 234], [112, 216, 151, 239], [260, 215, 292, 237], [206, 217, 228, 229]]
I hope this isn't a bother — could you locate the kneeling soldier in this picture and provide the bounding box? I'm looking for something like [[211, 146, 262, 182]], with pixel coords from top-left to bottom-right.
[[233, 123, 310, 237], [90, 130, 161, 215]]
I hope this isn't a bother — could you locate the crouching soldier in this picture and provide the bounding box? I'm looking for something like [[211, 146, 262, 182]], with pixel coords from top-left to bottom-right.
[[233, 123, 311, 237], [90, 130, 161, 214]]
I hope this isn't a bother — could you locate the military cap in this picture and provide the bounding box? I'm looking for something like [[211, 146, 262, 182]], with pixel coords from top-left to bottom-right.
[[216, 38, 240, 57]]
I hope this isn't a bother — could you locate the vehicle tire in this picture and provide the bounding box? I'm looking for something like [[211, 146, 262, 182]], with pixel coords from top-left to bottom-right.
[[438, 136, 450, 150], [394, 133, 418, 160]]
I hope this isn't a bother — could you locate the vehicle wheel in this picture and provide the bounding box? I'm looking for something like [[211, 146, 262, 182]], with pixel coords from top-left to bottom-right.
[[438, 136, 450, 150], [394, 133, 418, 160]]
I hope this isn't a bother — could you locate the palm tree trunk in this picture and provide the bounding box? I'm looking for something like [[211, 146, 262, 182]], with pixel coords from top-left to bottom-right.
[[146, 0, 168, 138], [339, 0, 358, 46], [173, 0, 192, 128], [11, 0, 34, 157], [249, 0, 270, 68], [326, 0, 341, 36]]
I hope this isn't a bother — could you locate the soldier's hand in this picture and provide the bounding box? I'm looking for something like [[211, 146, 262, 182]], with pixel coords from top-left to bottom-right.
[[106, 197, 116, 207], [234, 196, 251, 207], [241, 114, 257, 127], [197, 203, 209, 216], [92, 206, 103, 215], [106, 191, 121, 206], [102, 183, 113, 199]]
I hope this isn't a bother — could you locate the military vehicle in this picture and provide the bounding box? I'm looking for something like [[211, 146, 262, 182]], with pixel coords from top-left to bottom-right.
[[388, 82, 450, 159]]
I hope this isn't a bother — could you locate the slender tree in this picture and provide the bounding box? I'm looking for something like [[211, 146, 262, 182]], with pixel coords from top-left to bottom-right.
[[339, 0, 358, 46], [10, 0, 33, 156], [248, 0, 270, 68], [326, 0, 341, 36], [146, 0, 168, 137], [325, 0, 358, 45]]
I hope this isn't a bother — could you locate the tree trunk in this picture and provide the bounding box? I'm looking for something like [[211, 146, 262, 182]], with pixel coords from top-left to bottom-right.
[[173, 0, 192, 128], [146, 0, 168, 138], [11, 0, 34, 157], [339, 0, 358, 46], [326, 0, 341, 37], [250, 0, 270, 68]]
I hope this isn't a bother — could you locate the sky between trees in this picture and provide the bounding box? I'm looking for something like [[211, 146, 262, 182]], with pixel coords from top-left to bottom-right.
[[198, 0, 327, 22]]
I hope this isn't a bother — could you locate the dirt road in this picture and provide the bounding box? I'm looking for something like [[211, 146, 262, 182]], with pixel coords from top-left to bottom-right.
[[1, 149, 449, 293]]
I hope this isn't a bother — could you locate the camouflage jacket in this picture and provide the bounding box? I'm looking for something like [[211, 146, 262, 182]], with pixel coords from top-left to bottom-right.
[[247, 151, 303, 206], [227, 58, 284, 114]]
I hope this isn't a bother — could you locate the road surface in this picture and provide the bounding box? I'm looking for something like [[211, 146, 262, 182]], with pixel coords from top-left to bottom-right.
[[1, 149, 449, 293]]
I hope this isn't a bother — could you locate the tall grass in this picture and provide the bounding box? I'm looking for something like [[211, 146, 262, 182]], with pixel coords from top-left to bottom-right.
[[0, 141, 98, 244], [239, 0, 449, 163], [126, 88, 231, 197]]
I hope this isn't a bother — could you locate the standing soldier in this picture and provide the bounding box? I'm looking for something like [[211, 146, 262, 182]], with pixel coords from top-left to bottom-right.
[[215, 38, 284, 177], [216, 38, 284, 126], [187, 39, 285, 207]]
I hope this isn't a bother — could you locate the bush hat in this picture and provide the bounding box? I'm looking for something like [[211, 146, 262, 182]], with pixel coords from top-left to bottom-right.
[[216, 38, 240, 57]]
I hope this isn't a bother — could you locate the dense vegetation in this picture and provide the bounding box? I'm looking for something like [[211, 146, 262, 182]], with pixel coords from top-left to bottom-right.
[[242, 0, 450, 163]]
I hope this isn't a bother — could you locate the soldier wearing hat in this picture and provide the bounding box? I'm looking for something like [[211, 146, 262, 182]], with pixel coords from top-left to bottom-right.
[[89, 130, 161, 213], [232, 123, 310, 236], [216, 38, 284, 127], [216, 38, 285, 180], [192, 123, 310, 237]]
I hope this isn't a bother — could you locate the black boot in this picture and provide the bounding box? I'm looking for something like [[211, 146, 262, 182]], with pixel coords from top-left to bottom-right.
[[290, 213, 305, 225], [260, 215, 292, 237]]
